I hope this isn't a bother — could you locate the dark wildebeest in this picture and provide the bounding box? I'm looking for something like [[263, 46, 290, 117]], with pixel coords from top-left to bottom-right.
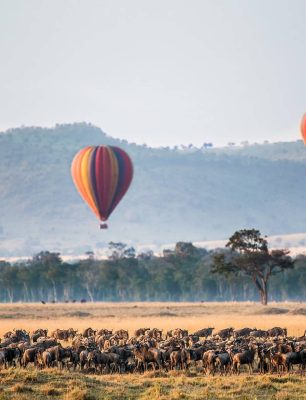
[[31, 329, 48, 343], [278, 351, 304, 373], [0, 347, 22, 369], [215, 351, 232, 375], [215, 328, 234, 340], [257, 346, 272, 374], [250, 329, 267, 338], [266, 327, 287, 338], [105, 352, 121, 373], [234, 328, 254, 338], [55, 347, 73, 369], [189, 346, 206, 363], [88, 350, 121, 374], [170, 345, 190, 371], [36, 350, 53, 368], [22, 348, 40, 368], [133, 344, 164, 372], [88, 350, 109, 374], [193, 328, 214, 338], [36, 338, 59, 349], [232, 345, 257, 374]]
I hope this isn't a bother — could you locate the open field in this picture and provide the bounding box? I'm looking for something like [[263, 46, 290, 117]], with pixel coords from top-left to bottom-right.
[[0, 302, 305, 337], [0, 302, 306, 399], [0, 368, 306, 400]]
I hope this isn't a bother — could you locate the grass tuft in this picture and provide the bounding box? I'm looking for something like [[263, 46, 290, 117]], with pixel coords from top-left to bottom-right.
[[11, 382, 33, 393], [41, 383, 61, 396], [64, 388, 92, 400]]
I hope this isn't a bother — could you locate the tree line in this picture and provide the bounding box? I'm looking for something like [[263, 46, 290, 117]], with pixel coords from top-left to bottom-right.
[[0, 231, 306, 304]]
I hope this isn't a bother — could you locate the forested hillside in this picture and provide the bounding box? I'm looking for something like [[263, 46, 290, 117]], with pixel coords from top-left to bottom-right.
[[0, 123, 305, 256]]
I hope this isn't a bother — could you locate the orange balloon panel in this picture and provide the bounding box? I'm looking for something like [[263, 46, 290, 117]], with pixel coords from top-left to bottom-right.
[[301, 113, 306, 145]]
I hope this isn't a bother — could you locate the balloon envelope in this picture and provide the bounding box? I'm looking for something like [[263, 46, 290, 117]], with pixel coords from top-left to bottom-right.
[[71, 146, 133, 222], [301, 113, 306, 145]]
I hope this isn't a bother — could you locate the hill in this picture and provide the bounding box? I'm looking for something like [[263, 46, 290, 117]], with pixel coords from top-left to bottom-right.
[[0, 123, 306, 256]]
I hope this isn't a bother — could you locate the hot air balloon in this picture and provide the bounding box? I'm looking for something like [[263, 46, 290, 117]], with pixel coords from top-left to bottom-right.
[[301, 113, 306, 145], [71, 146, 133, 229]]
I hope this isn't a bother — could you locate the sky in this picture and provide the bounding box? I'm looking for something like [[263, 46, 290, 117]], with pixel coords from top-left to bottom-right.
[[0, 0, 305, 147]]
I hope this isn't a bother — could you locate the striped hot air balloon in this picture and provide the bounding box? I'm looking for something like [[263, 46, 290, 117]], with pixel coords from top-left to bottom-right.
[[71, 146, 133, 228], [301, 113, 306, 145]]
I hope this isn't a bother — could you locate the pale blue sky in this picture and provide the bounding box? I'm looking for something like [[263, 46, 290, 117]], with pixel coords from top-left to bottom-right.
[[0, 0, 305, 147]]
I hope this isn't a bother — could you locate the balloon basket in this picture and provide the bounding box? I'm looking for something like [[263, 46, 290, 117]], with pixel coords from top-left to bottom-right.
[[100, 223, 108, 229]]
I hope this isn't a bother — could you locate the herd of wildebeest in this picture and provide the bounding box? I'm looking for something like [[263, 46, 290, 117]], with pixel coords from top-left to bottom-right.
[[0, 326, 306, 376]]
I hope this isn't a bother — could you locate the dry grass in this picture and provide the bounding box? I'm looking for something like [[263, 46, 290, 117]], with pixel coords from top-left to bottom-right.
[[0, 302, 305, 336], [10, 382, 33, 393], [0, 369, 305, 400]]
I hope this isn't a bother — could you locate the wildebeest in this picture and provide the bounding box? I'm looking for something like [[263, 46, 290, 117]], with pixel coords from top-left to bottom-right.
[[133, 343, 164, 372], [232, 345, 257, 374], [250, 329, 267, 338], [31, 329, 48, 343], [114, 329, 129, 340], [267, 327, 287, 338], [0, 347, 21, 369], [276, 350, 306, 374], [189, 345, 206, 363], [96, 329, 112, 337], [166, 328, 188, 339], [215, 328, 234, 340], [134, 328, 150, 337], [51, 328, 77, 341], [258, 346, 272, 373], [170, 345, 190, 370], [215, 351, 232, 375], [193, 327, 214, 338], [22, 348, 39, 368], [203, 350, 217, 375], [36, 350, 53, 368], [82, 327, 96, 338], [87, 350, 111, 373], [233, 328, 254, 338]]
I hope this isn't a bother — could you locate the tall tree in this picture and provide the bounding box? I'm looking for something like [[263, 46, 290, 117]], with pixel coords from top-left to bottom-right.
[[32, 251, 62, 301], [211, 229, 294, 305], [108, 242, 135, 260]]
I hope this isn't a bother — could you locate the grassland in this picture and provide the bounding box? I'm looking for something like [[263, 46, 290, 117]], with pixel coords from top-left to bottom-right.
[[0, 368, 306, 400], [0, 302, 305, 399], [0, 302, 305, 337]]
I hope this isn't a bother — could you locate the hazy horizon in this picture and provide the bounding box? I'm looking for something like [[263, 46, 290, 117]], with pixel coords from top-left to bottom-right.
[[1, 0, 306, 147], [0, 121, 303, 149]]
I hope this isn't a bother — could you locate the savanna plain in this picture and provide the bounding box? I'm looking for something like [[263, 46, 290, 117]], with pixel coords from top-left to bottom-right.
[[0, 302, 305, 400]]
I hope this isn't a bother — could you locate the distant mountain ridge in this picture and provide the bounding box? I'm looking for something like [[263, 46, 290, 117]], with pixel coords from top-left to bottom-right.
[[0, 123, 306, 257]]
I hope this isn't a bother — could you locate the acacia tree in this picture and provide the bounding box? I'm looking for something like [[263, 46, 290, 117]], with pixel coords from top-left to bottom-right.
[[212, 229, 294, 305]]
